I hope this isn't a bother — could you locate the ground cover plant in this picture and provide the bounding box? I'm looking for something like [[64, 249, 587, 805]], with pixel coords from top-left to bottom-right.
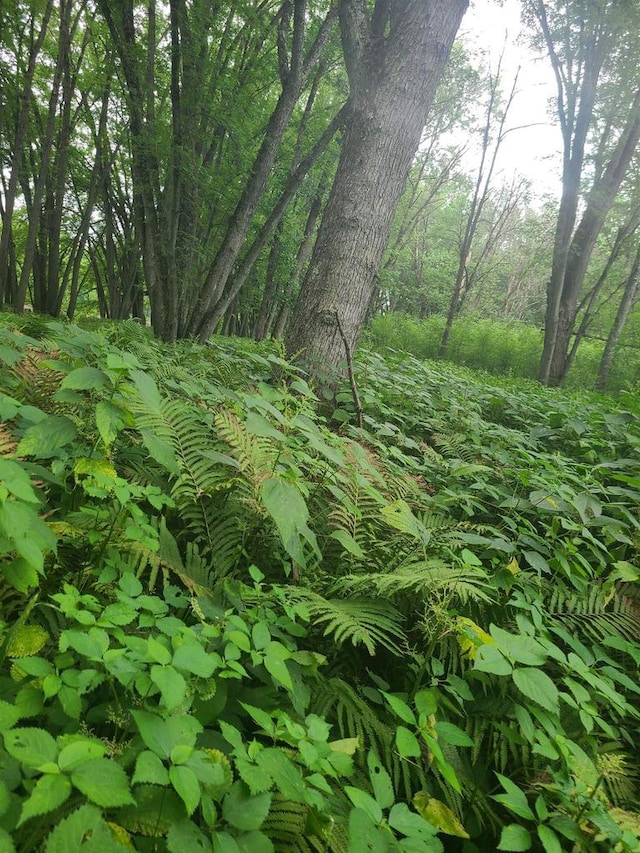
[[366, 313, 640, 393], [1, 313, 640, 852]]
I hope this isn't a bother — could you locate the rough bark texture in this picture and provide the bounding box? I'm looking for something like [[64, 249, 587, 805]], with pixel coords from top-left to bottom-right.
[[286, 0, 468, 374]]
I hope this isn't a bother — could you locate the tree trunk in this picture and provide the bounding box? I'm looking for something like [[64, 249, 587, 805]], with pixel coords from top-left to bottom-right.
[[546, 86, 640, 385], [286, 0, 468, 374], [595, 244, 640, 392]]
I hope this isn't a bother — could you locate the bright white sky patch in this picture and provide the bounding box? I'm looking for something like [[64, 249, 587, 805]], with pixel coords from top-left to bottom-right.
[[459, 0, 562, 199]]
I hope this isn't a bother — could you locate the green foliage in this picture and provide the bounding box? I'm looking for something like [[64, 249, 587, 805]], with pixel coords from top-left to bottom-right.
[[1, 316, 640, 850], [366, 312, 640, 392]]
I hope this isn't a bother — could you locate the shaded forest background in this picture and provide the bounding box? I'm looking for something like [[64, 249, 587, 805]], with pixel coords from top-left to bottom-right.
[[2, 0, 640, 390]]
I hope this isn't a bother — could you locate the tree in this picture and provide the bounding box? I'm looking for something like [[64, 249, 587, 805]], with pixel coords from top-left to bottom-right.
[[286, 0, 469, 374], [525, 0, 640, 385]]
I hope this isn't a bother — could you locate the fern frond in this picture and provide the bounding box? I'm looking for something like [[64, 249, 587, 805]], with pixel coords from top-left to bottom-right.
[[336, 561, 491, 605], [288, 589, 406, 656]]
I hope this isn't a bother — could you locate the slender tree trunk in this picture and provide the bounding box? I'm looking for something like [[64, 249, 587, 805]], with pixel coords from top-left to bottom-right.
[[595, 244, 640, 392], [286, 0, 468, 374], [546, 86, 640, 385], [0, 0, 54, 305]]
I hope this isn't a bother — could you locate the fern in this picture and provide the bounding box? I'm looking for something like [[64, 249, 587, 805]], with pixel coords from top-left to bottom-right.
[[336, 560, 491, 605], [287, 589, 406, 656]]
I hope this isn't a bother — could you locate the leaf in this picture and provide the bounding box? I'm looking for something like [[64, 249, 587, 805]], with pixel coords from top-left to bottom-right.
[[132, 711, 202, 759], [167, 819, 211, 853], [537, 824, 563, 853], [260, 477, 314, 567], [368, 752, 394, 810], [348, 807, 388, 853], [44, 804, 125, 852], [382, 692, 416, 725], [388, 803, 441, 843], [345, 787, 383, 824], [433, 722, 473, 747], [396, 726, 422, 758], [512, 668, 559, 713], [222, 782, 271, 831], [57, 739, 106, 771], [498, 824, 532, 851], [132, 750, 170, 786], [413, 793, 469, 838], [170, 765, 201, 816], [492, 775, 535, 821], [172, 641, 217, 678], [150, 665, 187, 711], [18, 774, 72, 826], [330, 529, 365, 559], [71, 758, 135, 807], [474, 645, 513, 675], [4, 727, 58, 768], [255, 748, 306, 802], [96, 401, 127, 446], [62, 366, 110, 391], [17, 416, 77, 458]]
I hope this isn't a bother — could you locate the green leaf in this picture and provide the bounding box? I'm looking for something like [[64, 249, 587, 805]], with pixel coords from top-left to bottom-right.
[[222, 782, 271, 831], [368, 752, 394, 810], [433, 722, 473, 747], [492, 775, 535, 821], [167, 819, 211, 853], [330, 529, 365, 559], [17, 416, 77, 458], [62, 366, 110, 391], [255, 749, 306, 803], [383, 692, 416, 725], [172, 641, 217, 677], [4, 727, 58, 768], [396, 726, 421, 758], [348, 807, 388, 853], [150, 665, 187, 710], [170, 765, 201, 816], [345, 787, 383, 824], [260, 477, 314, 567], [388, 802, 440, 842], [474, 645, 513, 675], [537, 825, 563, 853], [96, 400, 127, 446], [498, 824, 532, 851], [490, 626, 548, 666], [0, 459, 39, 503], [132, 710, 202, 758], [0, 701, 20, 731], [512, 668, 559, 713], [18, 774, 72, 826], [44, 803, 125, 852], [71, 757, 135, 807], [57, 739, 106, 771], [132, 750, 170, 786]]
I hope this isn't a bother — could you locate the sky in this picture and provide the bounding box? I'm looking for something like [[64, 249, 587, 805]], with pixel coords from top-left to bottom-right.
[[458, 0, 563, 199]]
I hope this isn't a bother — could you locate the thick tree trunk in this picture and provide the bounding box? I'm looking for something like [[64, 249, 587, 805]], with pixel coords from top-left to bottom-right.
[[286, 0, 468, 374]]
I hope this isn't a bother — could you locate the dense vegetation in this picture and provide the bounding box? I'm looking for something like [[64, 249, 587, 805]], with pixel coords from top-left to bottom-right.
[[1, 313, 639, 852]]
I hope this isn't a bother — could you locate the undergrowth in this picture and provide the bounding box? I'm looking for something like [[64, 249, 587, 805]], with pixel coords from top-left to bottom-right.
[[1, 313, 639, 852]]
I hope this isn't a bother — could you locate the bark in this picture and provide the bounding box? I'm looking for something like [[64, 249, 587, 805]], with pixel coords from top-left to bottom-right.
[[189, 2, 337, 340], [0, 0, 54, 305], [286, 0, 468, 374], [545, 86, 640, 385], [595, 245, 640, 391]]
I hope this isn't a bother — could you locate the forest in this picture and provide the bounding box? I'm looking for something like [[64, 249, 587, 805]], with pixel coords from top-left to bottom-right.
[[1, 0, 640, 851]]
